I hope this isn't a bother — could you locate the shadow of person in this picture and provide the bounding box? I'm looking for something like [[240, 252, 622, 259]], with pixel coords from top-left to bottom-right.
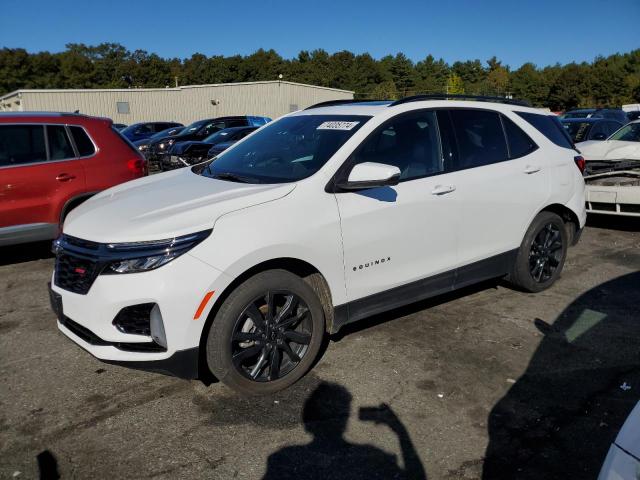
[[483, 271, 640, 479], [263, 382, 426, 480], [37, 450, 60, 480]]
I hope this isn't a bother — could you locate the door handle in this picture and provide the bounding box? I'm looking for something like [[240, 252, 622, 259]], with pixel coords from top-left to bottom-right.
[[523, 165, 541, 174], [56, 173, 76, 182], [431, 184, 456, 195]]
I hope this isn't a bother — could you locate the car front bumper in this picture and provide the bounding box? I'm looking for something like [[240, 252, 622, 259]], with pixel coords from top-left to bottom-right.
[[49, 252, 232, 379]]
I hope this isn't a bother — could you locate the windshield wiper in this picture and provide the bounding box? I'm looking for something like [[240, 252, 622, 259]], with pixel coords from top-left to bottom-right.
[[212, 172, 257, 183]]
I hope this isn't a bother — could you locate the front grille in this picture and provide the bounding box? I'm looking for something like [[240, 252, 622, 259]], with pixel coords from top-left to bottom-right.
[[113, 304, 155, 336], [54, 252, 101, 294]]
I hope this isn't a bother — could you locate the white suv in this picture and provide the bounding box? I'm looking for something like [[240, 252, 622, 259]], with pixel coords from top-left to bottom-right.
[[49, 96, 586, 394]]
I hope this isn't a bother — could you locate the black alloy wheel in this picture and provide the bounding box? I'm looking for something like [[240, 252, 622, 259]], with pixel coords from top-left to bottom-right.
[[529, 222, 563, 283], [231, 291, 312, 382]]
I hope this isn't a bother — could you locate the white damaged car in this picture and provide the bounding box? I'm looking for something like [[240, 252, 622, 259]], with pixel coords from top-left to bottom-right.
[[580, 121, 640, 217]]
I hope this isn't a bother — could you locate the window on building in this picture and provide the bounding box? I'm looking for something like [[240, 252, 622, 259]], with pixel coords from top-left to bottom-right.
[[116, 102, 130, 114]]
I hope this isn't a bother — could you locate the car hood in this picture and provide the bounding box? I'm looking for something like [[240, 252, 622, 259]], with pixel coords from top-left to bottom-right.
[[171, 141, 211, 154], [579, 140, 640, 161], [63, 168, 295, 243], [615, 401, 640, 459]]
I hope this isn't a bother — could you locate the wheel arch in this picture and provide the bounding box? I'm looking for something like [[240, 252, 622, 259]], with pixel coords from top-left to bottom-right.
[[538, 203, 581, 245], [196, 257, 335, 383]]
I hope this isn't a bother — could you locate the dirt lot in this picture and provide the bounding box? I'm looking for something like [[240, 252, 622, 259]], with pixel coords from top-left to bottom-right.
[[1, 216, 639, 479]]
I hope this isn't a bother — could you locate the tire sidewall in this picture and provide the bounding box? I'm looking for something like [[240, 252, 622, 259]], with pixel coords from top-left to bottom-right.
[[515, 212, 568, 293], [206, 269, 325, 395]]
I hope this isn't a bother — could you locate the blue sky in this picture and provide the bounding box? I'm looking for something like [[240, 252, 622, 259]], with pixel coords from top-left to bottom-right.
[[1, 0, 639, 68]]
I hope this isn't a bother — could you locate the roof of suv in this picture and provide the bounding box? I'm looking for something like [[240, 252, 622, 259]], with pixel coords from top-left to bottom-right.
[[295, 99, 545, 117], [0, 111, 111, 124]]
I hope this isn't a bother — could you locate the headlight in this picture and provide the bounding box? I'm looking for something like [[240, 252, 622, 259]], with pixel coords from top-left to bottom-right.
[[102, 229, 211, 274], [138, 144, 148, 151], [158, 139, 175, 151]]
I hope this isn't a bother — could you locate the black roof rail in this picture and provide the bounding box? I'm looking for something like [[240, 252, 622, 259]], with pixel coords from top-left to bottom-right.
[[304, 99, 387, 110], [389, 94, 531, 107]]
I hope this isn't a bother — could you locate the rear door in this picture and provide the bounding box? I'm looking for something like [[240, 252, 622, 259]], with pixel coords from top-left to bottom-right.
[[0, 123, 86, 233], [436, 109, 548, 271]]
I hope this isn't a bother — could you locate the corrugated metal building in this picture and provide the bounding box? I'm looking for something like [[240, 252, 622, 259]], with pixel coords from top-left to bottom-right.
[[0, 81, 353, 124]]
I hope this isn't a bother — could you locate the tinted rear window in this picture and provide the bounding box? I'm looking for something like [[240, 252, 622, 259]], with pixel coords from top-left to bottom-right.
[[0, 125, 46, 166], [502, 115, 537, 157], [70, 126, 96, 156], [517, 112, 574, 149], [47, 125, 75, 160]]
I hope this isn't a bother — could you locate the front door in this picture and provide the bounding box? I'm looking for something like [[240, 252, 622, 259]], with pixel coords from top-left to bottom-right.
[[334, 110, 458, 315]]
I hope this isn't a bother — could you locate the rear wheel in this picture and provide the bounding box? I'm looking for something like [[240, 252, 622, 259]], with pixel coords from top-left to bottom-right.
[[206, 270, 325, 395], [508, 212, 568, 293]]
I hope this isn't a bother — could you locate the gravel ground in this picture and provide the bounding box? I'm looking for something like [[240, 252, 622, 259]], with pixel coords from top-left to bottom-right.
[[1, 216, 639, 479]]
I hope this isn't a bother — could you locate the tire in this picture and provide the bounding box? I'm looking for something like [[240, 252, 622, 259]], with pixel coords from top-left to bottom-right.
[[508, 212, 568, 293], [206, 269, 325, 395]]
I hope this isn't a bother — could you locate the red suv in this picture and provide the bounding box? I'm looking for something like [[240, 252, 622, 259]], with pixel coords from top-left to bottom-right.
[[0, 112, 147, 246]]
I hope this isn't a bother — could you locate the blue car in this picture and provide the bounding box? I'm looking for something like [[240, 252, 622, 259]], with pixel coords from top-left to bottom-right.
[[120, 121, 183, 142]]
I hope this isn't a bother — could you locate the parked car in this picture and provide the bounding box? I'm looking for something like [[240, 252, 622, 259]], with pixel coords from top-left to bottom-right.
[[113, 123, 128, 130], [580, 120, 640, 217], [599, 401, 640, 479], [207, 127, 258, 158], [563, 108, 628, 124], [0, 112, 146, 247], [120, 121, 183, 142], [162, 126, 258, 170], [134, 126, 185, 171], [49, 97, 585, 395], [149, 116, 270, 166], [561, 118, 623, 143]]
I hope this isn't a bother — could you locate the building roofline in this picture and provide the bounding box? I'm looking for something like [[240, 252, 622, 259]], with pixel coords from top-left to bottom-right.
[[0, 80, 353, 100]]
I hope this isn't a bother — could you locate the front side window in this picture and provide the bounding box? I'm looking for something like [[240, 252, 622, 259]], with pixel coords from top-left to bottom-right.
[[609, 123, 640, 142], [449, 109, 508, 169], [0, 125, 46, 166], [47, 125, 75, 160], [350, 110, 442, 181], [198, 115, 370, 184]]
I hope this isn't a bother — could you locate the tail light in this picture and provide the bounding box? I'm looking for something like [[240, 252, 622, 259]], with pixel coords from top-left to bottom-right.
[[127, 157, 147, 176], [574, 155, 586, 174]]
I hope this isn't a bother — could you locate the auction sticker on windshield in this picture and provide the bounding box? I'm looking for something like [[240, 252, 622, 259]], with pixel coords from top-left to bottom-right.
[[317, 121, 360, 131]]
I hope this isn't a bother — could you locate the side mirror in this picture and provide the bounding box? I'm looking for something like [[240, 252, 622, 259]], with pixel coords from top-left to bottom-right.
[[337, 162, 401, 191], [592, 133, 607, 140]]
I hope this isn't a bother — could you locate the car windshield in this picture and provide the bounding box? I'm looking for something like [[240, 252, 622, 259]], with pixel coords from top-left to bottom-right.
[[196, 115, 370, 184], [151, 127, 183, 139], [177, 120, 208, 136], [203, 129, 235, 145], [609, 123, 640, 142], [562, 121, 593, 142]]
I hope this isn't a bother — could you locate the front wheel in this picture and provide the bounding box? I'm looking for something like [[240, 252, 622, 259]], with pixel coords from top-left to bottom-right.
[[206, 270, 325, 395], [508, 212, 568, 293]]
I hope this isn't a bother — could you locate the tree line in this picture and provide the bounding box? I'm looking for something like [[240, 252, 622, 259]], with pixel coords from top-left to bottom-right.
[[1, 43, 639, 110]]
